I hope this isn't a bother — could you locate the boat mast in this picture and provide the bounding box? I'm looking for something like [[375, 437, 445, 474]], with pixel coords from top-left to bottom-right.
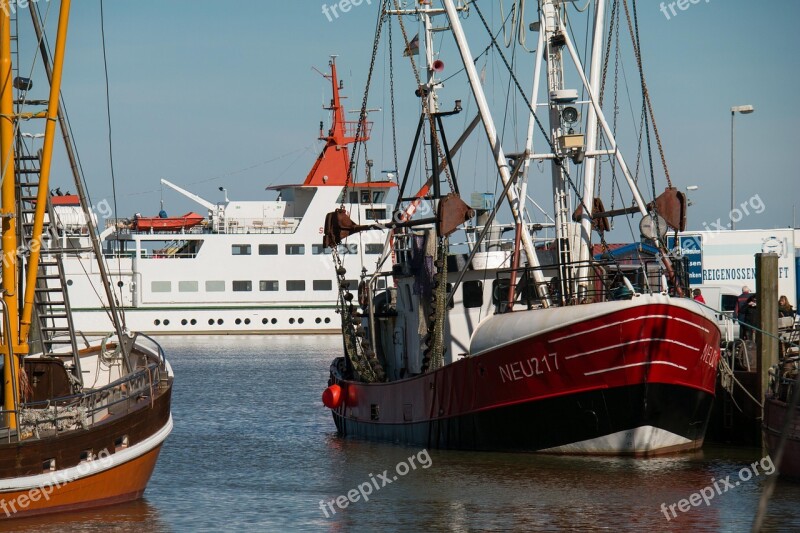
[[441, 0, 550, 304], [304, 56, 368, 187], [542, 1, 576, 303], [577, 0, 606, 277], [0, 0, 20, 428]]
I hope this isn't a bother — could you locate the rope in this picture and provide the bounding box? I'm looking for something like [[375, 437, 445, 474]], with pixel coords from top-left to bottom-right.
[[99, 0, 127, 328]]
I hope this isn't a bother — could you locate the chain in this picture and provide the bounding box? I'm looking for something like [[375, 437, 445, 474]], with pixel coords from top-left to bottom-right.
[[621, 0, 672, 188], [421, 236, 448, 372], [392, 0, 454, 192], [341, 0, 389, 210], [388, 16, 400, 176]]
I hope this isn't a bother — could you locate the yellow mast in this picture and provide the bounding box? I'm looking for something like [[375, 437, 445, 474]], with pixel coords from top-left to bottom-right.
[[0, 0, 20, 428], [20, 0, 72, 344]]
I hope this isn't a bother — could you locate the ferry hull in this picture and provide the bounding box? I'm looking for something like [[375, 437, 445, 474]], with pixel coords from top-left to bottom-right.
[[330, 302, 720, 455]]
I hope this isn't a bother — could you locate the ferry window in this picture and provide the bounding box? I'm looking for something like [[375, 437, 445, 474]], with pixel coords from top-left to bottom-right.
[[232, 244, 251, 256], [260, 280, 279, 292], [365, 243, 383, 255], [373, 191, 385, 203], [361, 191, 370, 204], [179, 281, 199, 293], [366, 209, 387, 220], [285, 244, 305, 255], [206, 280, 225, 292], [312, 244, 324, 255], [346, 244, 358, 254], [463, 280, 484, 309], [377, 278, 386, 290], [313, 280, 333, 291], [151, 281, 171, 293], [323, 246, 333, 254], [349, 191, 358, 203], [259, 244, 278, 255], [342, 279, 358, 290], [287, 280, 306, 291], [232, 280, 252, 292]]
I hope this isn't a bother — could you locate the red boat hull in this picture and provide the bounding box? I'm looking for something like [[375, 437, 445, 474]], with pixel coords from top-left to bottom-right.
[[330, 302, 721, 455], [763, 395, 800, 479]]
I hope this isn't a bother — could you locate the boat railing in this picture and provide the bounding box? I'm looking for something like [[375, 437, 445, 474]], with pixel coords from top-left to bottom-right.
[[344, 119, 373, 141], [0, 361, 166, 444], [493, 258, 676, 312]]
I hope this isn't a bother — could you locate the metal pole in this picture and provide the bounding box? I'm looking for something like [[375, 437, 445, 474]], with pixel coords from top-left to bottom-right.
[[730, 110, 735, 230], [0, 0, 19, 429], [442, 0, 550, 304], [578, 0, 606, 266]]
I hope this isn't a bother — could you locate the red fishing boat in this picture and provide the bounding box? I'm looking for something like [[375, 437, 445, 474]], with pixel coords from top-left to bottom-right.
[[321, 0, 721, 455]]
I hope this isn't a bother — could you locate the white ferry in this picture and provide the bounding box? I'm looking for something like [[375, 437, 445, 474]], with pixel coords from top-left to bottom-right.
[[57, 58, 395, 335]]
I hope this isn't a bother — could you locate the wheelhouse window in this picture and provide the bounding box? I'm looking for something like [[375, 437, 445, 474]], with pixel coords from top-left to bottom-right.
[[285, 244, 305, 255], [365, 209, 387, 220], [232, 244, 251, 256], [259, 244, 278, 255], [312, 244, 324, 255], [232, 280, 252, 292], [463, 280, 484, 309], [260, 280, 279, 292], [287, 280, 306, 291], [313, 280, 333, 291]]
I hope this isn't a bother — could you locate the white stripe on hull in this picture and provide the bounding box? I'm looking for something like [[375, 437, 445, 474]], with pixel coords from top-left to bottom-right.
[[539, 425, 693, 455]]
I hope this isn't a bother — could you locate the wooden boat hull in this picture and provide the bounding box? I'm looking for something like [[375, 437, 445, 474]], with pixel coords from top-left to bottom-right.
[[0, 373, 173, 519], [763, 395, 800, 479], [330, 300, 721, 455]]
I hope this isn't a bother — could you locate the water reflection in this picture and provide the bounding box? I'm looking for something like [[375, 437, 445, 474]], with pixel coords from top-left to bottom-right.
[[10, 499, 168, 533]]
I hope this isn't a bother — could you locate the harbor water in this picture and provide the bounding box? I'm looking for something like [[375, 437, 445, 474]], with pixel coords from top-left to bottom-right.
[[7, 335, 800, 532]]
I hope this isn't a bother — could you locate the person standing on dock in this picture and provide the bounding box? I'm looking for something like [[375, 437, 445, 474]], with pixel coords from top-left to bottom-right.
[[735, 286, 752, 338], [779, 295, 795, 318], [692, 288, 706, 304]]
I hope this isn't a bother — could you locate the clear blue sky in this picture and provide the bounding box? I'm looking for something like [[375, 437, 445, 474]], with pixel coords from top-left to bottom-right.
[[19, 1, 800, 233]]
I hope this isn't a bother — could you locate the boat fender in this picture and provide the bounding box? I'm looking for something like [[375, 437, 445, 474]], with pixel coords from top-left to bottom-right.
[[322, 384, 343, 409], [358, 281, 369, 308]]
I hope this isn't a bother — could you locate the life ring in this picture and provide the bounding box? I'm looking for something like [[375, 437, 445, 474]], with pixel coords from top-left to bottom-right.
[[357, 281, 369, 308]]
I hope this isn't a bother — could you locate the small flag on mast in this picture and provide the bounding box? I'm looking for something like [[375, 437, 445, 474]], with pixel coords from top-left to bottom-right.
[[403, 34, 420, 57]]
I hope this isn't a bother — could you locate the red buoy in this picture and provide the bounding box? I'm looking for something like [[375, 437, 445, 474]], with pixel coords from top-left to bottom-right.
[[322, 384, 343, 409]]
